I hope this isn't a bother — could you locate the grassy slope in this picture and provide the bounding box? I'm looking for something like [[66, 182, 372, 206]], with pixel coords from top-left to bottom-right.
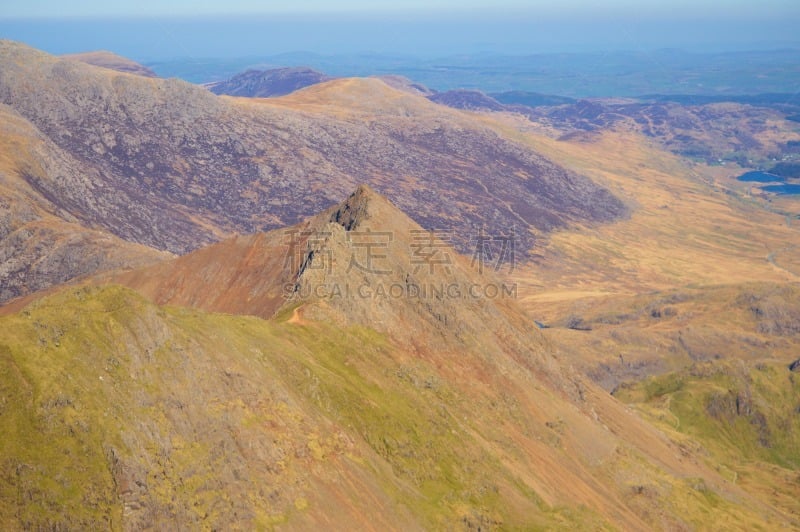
[[503, 128, 799, 296], [0, 286, 413, 529], [614, 360, 800, 525], [528, 283, 800, 391], [3, 284, 787, 529], [0, 285, 609, 530]]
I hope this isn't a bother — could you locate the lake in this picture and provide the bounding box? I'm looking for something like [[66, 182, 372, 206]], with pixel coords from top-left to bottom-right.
[[761, 184, 800, 195], [737, 171, 785, 183]]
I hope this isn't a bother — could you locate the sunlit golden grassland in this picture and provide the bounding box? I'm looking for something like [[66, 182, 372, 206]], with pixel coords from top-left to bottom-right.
[[505, 128, 798, 295], [470, 115, 800, 524], [473, 116, 799, 365], [488, 120, 800, 361]]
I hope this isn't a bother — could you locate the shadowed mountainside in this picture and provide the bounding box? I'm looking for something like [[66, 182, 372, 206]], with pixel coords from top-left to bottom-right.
[[0, 40, 626, 265], [0, 103, 170, 302], [531, 100, 800, 165], [207, 66, 333, 97], [425, 85, 799, 167]]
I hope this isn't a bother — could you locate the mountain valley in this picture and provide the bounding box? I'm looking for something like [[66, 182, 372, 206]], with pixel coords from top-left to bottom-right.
[[0, 40, 626, 303], [0, 39, 799, 530]]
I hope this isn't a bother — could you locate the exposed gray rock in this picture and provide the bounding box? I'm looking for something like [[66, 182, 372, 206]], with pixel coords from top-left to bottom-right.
[[0, 40, 628, 301]]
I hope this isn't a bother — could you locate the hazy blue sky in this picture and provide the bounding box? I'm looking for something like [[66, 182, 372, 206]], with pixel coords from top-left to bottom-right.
[[2, 0, 797, 18], [1, 1, 799, 60]]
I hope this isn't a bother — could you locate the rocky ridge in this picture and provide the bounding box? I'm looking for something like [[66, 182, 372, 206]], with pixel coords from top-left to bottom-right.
[[0, 40, 626, 264]]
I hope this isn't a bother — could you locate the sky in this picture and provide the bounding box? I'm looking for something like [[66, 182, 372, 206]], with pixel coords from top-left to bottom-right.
[[1, 1, 799, 60], [1, 0, 798, 19]]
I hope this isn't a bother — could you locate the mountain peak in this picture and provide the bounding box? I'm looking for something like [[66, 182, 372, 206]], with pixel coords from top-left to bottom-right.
[[110, 186, 541, 360], [327, 183, 382, 231]]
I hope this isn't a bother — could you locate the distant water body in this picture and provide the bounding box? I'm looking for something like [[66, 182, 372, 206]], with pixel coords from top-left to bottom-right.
[[737, 171, 785, 183], [737, 171, 800, 195], [761, 184, 800, 195]]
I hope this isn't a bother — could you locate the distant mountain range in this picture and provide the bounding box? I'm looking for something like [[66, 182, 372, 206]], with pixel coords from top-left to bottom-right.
[[146, 48, 800, 97], [0, 40, 626, 302], [4, 40, 797, 308], [207, 66, 333, 97], [202, 62, 800, 168]]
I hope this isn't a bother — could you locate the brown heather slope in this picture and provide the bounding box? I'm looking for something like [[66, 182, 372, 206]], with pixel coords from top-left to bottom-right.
[[0, 40, 625, 274], [0, 103, 169, 302], [486, 117, 800, 383], [104, 229, 294, 320], [112, 184, 548, 353], [463, 115, 800, 521], [80, 185, 794, 529], [61, 50, 158, 78], [552, 100, 800, 165]]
